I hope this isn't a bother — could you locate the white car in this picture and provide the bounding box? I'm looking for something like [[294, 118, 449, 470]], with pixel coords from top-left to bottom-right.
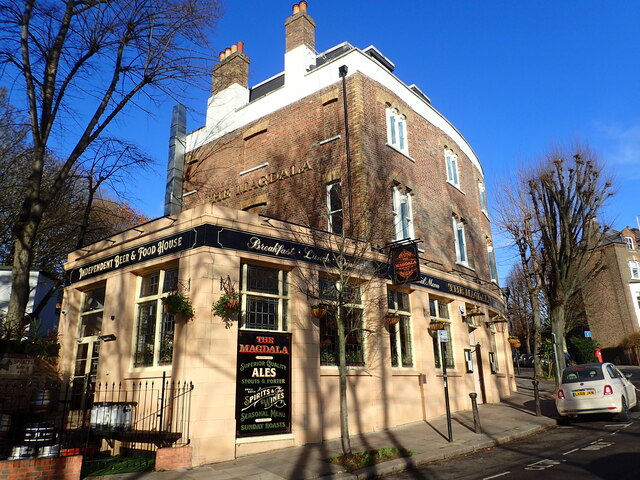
[[556, 362, 638, 422]]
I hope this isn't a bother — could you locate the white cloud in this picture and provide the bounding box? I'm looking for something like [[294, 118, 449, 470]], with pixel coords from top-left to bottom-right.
[[594, 123, 640, 180]]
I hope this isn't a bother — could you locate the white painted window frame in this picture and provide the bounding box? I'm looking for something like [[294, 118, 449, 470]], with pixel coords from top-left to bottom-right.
[[392, 186, 415, 241], [625, 236, 635, 250], [386, 107, 408, 154], [478, 182, 488, 214], [630, 261, 640, 280], [453, 217, 469, 266], [326, 181, 343, 234], [445, 149, 460, 188]]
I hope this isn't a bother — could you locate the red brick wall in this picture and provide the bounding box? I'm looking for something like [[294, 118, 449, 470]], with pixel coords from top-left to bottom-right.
[[155, 446, 192, 471], [184, 71, 495, 284], [0, 456, 81, 480]]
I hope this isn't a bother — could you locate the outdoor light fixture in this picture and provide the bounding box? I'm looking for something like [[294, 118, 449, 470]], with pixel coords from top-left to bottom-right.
[[462, 305, 485, 327], [98, 334, 117, 342], [485, 315, 508, 333]]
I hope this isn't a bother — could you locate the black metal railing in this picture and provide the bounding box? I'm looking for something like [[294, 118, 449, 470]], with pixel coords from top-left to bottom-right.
[[0, 374, 193, 475]]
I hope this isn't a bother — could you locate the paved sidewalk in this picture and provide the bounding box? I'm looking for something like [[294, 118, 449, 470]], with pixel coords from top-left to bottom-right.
[[95, 373, 558, 480]]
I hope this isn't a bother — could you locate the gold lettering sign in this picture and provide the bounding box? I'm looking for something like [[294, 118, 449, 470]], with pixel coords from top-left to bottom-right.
[[206, 161, 312, 203]]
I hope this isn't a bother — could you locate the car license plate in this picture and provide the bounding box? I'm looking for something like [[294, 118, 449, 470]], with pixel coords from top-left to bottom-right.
[[572, 389, 595, 397]]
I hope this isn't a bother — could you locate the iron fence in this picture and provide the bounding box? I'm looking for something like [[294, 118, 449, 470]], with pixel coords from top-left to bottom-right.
[[0, 374, 193, 475]]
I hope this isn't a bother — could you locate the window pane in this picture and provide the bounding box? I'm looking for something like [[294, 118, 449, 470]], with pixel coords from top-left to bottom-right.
[[389, 324, 399, 367], [320, 310, 364, 366], [247, 265, 279, 294], [135, 302, 157, 366], [399, 316, 412, 367], [398, 120, 405, 150], [245, 296, 278, 330], [159, 312, 175, 365], [390, 115, 396, 144], [140, 273, 160, 297], [82, 287, 105, 312], [163, 268, 179, 293], [80, 312, 102, 337], [457, 226, 466, 262]]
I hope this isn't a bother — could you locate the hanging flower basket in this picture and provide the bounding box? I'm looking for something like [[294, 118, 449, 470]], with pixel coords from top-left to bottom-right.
[[212, 292, 240, 318], [429, 320, 445, 331], [310, 304, 327, 318], [225, 297, 239, 311], [162, 293, 194, 320], [385, 313, 400, 326], [508, 337, 521, 349]]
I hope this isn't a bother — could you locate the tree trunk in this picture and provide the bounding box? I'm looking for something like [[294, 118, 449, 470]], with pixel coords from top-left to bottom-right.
[[337, 306, 352, 455], [6, 218, 39, 339], [531, 294, 543, 379], [551, 303, 567, 383]]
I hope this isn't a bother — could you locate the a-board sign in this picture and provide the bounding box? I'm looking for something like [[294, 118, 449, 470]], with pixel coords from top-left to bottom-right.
[[236, 331, 291, 438]]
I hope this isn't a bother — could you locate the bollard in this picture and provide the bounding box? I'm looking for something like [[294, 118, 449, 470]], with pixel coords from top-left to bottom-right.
[[532, 379, 541, 416], [469, 392, 482, 433]]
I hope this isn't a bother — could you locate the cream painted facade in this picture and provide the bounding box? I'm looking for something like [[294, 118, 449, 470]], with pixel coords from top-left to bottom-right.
[[59, 204, 515, 466]]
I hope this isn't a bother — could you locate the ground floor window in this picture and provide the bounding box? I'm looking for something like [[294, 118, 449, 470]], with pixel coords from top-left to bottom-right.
[[240, 264, 289, 331], [319, 277, 364, 366], [134, 267, 178, 367], [430, 297, 453, 368], [387, 288, 413, 368]]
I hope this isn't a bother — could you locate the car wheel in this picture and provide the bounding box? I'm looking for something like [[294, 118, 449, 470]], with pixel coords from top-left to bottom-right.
[[617, 396, 630, 422]]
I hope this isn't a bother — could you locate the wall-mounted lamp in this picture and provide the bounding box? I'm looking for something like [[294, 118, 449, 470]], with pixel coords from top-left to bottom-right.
[[485, 315, 508, 333], [462, 305, 485, 327], [98, 334, 117, 342]]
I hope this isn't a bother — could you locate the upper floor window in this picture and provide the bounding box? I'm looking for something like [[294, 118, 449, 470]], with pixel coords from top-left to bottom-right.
[[392, 186, 414, 241], [386, 107, 408, 154], [453, 217, 469, 266], [79, 285, 105, 338], [387, 288, 413, 368], [327, 181, 343, 234], [488, 244, 498, 282], [445, 149, 460, 188], [625, 236, 635, 250], [630, 261, 640, 280], [478, 182, 488, 214], [134, 267, 179, 367], [241, 264, 289, 331], [319, 277, 364, 367]]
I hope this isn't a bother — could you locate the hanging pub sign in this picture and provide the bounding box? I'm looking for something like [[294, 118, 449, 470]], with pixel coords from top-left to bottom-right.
[[236, 330, 292, 438], [391, 242, 421, 285]]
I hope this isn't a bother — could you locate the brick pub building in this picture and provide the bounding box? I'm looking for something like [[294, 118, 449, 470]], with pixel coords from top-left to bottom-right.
[[58, 2, 514, 467]]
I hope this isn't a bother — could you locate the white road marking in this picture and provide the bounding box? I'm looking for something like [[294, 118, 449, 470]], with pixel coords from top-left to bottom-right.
[[483, 472, 510, 480], [562, 448, 579, 455]]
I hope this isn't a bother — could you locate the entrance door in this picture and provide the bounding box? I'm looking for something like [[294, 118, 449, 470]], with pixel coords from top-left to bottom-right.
[[72, 339, 101, 410]]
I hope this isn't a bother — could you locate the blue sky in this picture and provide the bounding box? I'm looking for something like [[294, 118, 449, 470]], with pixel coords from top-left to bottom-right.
[[107, 0, 640, 281]]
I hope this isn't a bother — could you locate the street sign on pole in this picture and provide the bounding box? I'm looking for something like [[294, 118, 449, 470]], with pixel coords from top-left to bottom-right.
[[584, 331, 592, 338]]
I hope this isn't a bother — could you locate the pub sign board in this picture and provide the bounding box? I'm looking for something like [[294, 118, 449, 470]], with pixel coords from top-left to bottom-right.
[[391, 242, 420, 285], [236, 331, 292, 438]]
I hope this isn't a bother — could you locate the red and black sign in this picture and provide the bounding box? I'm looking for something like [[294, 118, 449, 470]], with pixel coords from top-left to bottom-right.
[[236, 331, 291, 438], [391, 243, 420, 285]]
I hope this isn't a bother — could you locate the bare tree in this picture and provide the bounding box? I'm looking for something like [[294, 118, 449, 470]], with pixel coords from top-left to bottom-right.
[[0, 0, 220, 335], [495, 171, 545, 378], [528, 146, 612, 374]]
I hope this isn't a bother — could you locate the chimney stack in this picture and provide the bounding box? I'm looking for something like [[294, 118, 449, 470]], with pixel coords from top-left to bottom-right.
[[211, 41, 250, 96], [285, 2, 315, 53]]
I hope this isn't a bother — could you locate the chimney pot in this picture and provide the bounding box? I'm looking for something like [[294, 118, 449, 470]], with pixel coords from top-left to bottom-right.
[[300, 1, 307, 12], [231, 44, 237, 54], [293, 4, 300, 14], [237, 41, 244, 52], [219, 51, 225, 61]]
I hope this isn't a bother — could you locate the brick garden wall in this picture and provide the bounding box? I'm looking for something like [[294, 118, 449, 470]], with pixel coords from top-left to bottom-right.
[[155, 446, 192, 471], [0, 456, 81, 480]]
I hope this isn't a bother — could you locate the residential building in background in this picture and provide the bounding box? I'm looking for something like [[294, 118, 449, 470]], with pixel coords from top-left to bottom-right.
[[581, 225, 640, 361]]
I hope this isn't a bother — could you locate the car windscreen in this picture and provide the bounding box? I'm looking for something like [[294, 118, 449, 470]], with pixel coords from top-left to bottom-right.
[[562, 367, 605, 383]]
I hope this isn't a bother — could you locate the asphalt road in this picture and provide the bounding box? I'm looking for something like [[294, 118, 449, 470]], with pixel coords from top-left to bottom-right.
[[389, 366, 640, 480]]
